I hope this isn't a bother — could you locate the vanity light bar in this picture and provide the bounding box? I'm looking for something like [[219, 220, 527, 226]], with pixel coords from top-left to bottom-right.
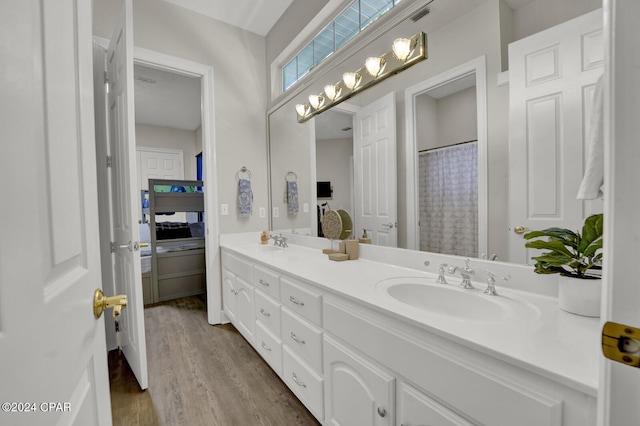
[[296, 32, 428, 123]]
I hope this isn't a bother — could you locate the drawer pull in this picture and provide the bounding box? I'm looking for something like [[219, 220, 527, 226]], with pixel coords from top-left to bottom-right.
[[261, 341, 272, 352], [289, 296, 305, 306], [290, 332, 306, 344], [259, 279, 270, 287], [260, 308, 271, 317], [292, 372, 307, 388], [377, 407, 387, 418]]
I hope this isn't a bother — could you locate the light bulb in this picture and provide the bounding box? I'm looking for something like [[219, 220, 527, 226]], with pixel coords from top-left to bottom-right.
[[365, 57, 386, 77], [324, 84, 341, 101], [295, 103, 310, 117], [342, 72, 361, 90], [392, 37, 413, 62], [309, 94, 324, 109]]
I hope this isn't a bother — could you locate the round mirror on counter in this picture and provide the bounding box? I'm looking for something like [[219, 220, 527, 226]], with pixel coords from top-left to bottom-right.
[[321, 209, 353, 241]]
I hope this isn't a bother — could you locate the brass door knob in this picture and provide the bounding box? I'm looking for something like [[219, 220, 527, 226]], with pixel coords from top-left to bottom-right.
[[513, 226, 529, 234], [93, 289, 127, 319]]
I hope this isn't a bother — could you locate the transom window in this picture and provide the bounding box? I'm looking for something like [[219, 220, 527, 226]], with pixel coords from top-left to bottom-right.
[[283, 0, 404, 91]]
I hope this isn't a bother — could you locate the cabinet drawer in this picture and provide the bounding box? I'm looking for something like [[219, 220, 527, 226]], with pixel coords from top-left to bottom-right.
[[254, 265, 280, 300], [157, 251, 205, 276], [282, 307, 323, 373], [255, 321, 282, 376], [255, 289, 281, 337], [221, 250, 253, 283], [283, 346, 324, 422], [281, 277, 322, 326]]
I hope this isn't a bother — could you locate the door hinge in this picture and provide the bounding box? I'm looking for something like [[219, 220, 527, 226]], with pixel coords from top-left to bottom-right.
[[106, 156, 113, 168], [110, 241, 115, 253], [602, 321, 640, 367]]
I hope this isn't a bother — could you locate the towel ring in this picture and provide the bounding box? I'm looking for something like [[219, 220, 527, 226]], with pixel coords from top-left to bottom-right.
[[285, 171, 298, 182], [235, 166, 252, 182]]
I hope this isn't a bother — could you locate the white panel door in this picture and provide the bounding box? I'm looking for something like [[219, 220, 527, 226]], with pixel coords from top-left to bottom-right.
[[354, 92, 397, 246], [599, 1, 640, 424], [107, 0, 149, 390], [136, 147, 184, 190], [0, 0, 111, 425], [508, 9, 604, 264]]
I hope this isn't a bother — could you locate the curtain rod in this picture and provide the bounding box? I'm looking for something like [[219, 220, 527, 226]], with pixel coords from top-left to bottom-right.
[[418, 139, 477, 153]]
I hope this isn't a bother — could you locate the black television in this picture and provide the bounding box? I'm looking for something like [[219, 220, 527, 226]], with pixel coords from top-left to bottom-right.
[[317, 181, 333, 198]]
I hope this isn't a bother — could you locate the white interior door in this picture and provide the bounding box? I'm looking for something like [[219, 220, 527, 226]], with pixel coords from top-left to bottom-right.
[[354, 92, 397, 246], [136, 147, 184, 190], [508, 9, 604, 264], [598, 1, 640, 424], [107, 0, 149, 390], [0, 0, 111, 424]]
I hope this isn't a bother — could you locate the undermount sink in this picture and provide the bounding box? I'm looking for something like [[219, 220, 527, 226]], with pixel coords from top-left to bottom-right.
[[376, 277, 540, 322]]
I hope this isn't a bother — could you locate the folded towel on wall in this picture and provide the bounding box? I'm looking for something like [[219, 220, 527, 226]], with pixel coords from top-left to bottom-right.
[[577, 74, 604, 200], [285, 180, 299, 215], [238, 178, 253, 216]]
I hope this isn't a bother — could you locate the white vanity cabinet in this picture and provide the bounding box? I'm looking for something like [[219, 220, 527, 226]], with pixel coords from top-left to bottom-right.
[[219, 245, 596, 426], [397, 381, 475, 426], [221, 252, 255, 344], [324, 335, 395, 426]]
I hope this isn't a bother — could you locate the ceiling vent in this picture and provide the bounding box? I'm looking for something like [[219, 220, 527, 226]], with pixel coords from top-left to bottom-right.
[[410, 5, 430, 22]]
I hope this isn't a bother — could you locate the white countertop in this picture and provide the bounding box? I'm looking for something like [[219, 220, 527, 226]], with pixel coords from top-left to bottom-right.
[[220, 233, 601, 397]]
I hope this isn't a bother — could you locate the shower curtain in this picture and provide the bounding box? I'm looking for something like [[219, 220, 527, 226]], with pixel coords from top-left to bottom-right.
[[419, 142, 478, 257]]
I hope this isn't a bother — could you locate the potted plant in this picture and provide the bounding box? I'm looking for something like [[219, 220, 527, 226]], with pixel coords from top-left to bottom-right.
[[523, 213, 603, 317]]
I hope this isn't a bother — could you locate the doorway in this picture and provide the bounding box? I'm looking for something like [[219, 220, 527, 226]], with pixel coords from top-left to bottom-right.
[[405, 56, 488, 256], [94, 38, 221, 359]]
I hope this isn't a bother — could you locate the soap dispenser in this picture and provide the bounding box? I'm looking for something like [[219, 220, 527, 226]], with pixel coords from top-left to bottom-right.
[[359, 229, 371, 244]]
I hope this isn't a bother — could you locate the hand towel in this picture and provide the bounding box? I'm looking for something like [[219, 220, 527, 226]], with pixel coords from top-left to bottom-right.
[[577, 74, 604, 200], [285, 180, 299, 215], [238, 178, 252, 216]]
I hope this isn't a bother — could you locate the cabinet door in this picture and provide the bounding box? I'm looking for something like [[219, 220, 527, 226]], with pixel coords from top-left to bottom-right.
[[222, 269, 237, 322], [324, 336, 394, 426], [397, 381, 475, 426], [235, 276, 255, 344]]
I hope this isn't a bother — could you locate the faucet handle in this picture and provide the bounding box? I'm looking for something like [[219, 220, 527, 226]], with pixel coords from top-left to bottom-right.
[[483, 271, 510, 296], [436, 264, 448, 284]]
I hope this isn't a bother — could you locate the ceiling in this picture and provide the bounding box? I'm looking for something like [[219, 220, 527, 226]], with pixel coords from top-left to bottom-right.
[[163, 0, 294, 37], [134, 64, 201, 131]]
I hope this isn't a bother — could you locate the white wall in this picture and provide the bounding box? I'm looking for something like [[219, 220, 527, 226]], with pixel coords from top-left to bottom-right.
[[417, 87, 478, 152], [316, 138, 353, 213], [511, 0, 601, 40], [436, 87, 478, 148], [135, 124, 198, 180], [94, 0, 269, 233]]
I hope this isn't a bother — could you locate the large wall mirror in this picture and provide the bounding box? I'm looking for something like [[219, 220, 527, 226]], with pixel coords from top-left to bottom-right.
[[267, 0, 603, 265]]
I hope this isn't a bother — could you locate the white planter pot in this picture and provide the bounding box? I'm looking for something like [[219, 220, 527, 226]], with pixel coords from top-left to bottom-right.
[[558, 275, 602, 317]]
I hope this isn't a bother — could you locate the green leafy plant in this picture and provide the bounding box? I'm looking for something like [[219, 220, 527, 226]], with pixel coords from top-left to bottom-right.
[[523, 213, 603, 278]]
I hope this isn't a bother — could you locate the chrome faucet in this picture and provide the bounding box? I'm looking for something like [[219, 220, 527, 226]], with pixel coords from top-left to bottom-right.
[[448, 258, 475, 289], [270, 234, 288, 248], [483, 271, 510, 296], [436, 263, 448, 284]]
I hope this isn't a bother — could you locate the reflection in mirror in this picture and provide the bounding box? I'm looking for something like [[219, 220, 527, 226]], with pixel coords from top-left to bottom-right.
[[404, 57, 488, 259], [315, 109, 354, 238]]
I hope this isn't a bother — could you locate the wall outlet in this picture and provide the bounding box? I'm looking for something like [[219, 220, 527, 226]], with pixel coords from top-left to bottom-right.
[[303, 203, 309, 213], [273, 207, 279, 218], [221, 203, 229, 216], [259, 207, 266, 218]]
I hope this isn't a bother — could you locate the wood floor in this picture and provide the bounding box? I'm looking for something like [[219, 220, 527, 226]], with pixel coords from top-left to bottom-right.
[[109, 295, 320, 426]]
